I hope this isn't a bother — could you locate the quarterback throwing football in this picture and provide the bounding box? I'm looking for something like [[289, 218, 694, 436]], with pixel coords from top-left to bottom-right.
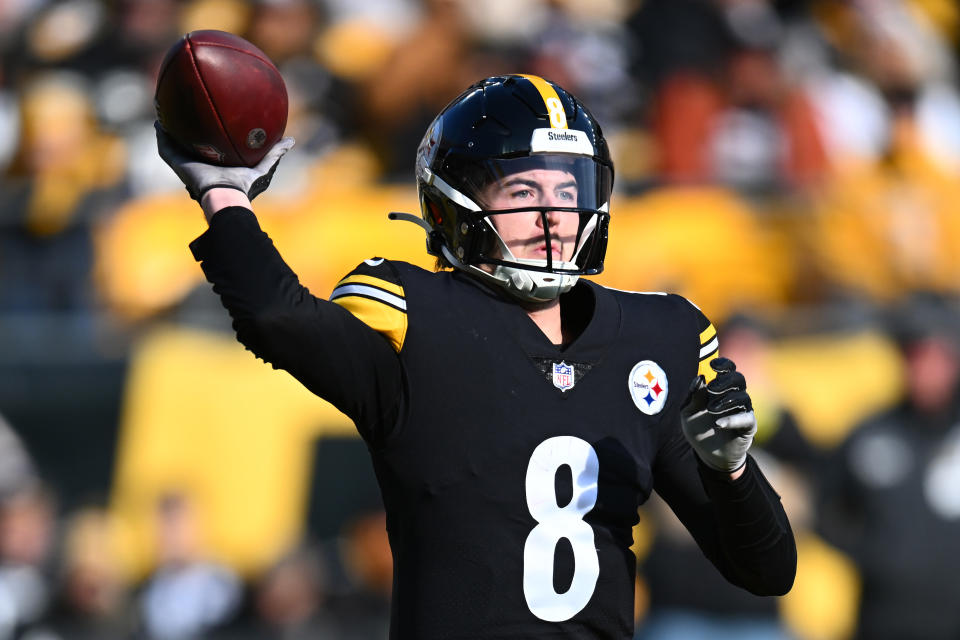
[[157, 74, 796, 639]]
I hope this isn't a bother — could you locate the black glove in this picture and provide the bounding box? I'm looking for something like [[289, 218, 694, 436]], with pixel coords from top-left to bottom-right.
[[155, 121, 295, 201], [680, 357, 757, 473]]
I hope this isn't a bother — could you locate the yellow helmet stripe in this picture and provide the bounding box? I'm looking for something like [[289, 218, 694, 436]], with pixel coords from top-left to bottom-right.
[[518, 74, 568, 129]]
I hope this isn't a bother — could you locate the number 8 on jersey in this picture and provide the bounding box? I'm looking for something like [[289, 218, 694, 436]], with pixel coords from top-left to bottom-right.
[[523, 436, 600, 621]]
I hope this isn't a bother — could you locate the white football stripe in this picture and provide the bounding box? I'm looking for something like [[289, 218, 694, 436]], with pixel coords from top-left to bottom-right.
[[331, 284, 407, 311], [700, 337, 719, 358]]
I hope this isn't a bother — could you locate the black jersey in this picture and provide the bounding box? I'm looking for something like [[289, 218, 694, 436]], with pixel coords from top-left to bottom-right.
[[191, 207, 795, 639]]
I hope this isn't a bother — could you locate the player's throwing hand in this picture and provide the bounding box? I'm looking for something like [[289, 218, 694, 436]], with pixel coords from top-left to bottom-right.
[[155, 121, 295, 202]]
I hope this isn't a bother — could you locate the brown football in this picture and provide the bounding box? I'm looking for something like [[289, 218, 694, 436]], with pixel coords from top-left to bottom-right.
[[155, 30, 288, 167]]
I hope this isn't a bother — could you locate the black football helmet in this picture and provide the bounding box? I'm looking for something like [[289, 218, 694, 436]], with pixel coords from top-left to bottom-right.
[[395, 74, 613, 302]]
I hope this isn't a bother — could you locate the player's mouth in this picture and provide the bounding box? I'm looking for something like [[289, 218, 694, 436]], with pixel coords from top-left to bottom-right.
[[535, 242, 563, 259]]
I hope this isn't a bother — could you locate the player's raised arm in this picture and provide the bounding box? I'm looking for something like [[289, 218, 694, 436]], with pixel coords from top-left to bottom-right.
[[155, 121, 402, 443]]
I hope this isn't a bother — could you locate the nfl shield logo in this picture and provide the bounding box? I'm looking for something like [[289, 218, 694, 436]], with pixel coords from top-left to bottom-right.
[[552, 362, 575, 392]]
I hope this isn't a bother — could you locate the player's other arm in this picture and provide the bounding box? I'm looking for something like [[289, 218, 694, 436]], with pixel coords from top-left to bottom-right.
[[654, 437, 797, 596], [654, 303, 796, 596], [678, 307, 759, 480]]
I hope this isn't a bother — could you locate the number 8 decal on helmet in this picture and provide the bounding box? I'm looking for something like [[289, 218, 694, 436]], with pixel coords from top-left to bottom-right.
[[523, 436, 600, 621], [545, 97, 567, 129]]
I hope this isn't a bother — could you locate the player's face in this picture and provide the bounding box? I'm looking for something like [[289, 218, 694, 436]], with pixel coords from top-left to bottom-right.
[[480, 168, 580, 263]]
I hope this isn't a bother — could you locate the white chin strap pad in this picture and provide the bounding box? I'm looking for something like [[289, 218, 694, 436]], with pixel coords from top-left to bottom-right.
[[440, 246, 577, 302], [498, 263, 578, 302]]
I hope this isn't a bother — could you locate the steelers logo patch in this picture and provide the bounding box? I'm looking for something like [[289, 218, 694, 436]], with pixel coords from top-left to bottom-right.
[[628, 360, 668, 415]]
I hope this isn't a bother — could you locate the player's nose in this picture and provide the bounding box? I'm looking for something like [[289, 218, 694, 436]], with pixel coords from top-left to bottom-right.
[[540, 198, 564, 226]]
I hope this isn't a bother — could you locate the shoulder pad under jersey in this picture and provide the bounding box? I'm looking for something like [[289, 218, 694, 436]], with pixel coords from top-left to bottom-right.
[[330, 258, 407, 352]]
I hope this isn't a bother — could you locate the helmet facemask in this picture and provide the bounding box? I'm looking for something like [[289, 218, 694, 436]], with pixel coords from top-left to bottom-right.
[[426, 154, 611, 302]]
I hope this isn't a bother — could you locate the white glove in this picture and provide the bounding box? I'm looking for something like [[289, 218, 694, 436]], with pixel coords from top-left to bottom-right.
[[155, 121, 295, 201], [680, 357, 757, 473]]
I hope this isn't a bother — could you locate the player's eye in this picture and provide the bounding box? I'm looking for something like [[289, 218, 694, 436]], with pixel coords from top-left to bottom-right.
[[557, 189, 576, 201], [510, 188, 534, 199]]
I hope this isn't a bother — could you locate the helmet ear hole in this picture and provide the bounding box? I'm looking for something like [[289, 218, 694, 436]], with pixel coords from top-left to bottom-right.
[[427, 201, 444, 226]]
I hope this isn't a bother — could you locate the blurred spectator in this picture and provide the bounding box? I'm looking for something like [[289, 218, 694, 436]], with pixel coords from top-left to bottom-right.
[[11, 0, 115, 79], [246, 0, 321, 65], [0, 413, 39, 501], [0, 71, 126, 312], [136, 491, 242, 640], [324, 511, 392, 640], [521, 0, 638, 130], [227, 513, 391, 640], [0, 67, 18, 175], [0, 483, 57, 639], [110, 0, 182, 74], [719, 313, 824, 472], [232, 535, 387, 640], [818, 295, 960, 639], [625, 0, 729, 185], [709, 1, 829, 195], [303, 437, 390, 638], [813, 0, 960, 171], [35, 506, 131, 640], [807, 94, 960, 302], [626, 0, 729, 95], [358, 0, 506, 178], [805, 2, 960, 303], [337, 510, 392, 602], [0, 413, 52, 639], [627, 0, 828, 195], [244, 544, 328, 639]]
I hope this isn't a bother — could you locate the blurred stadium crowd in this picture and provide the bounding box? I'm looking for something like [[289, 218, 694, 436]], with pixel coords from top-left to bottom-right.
[[0, 0, 959, 637]]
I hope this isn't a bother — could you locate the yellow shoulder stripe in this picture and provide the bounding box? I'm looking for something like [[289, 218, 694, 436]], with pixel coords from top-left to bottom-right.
[[518, 74, 568, 129], [332, 296, 407, 352], [698, 322, 719, 383], [698, 354, 720, 383], [699, 323, 717, 346], [334, 274, 404, 298]]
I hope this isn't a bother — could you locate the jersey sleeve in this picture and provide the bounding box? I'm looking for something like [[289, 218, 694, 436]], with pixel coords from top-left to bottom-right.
[[653, 432, 797, 596], [693, 304, 720, 382], [189, 207, 403, 444]]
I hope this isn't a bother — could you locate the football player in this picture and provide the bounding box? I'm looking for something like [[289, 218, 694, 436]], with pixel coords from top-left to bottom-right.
[[157, 74, 796, 639]]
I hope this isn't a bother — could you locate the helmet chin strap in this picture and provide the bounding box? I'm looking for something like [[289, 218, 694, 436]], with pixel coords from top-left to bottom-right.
[[491, 259, 579, 302], [441, 245, 578, 303]]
